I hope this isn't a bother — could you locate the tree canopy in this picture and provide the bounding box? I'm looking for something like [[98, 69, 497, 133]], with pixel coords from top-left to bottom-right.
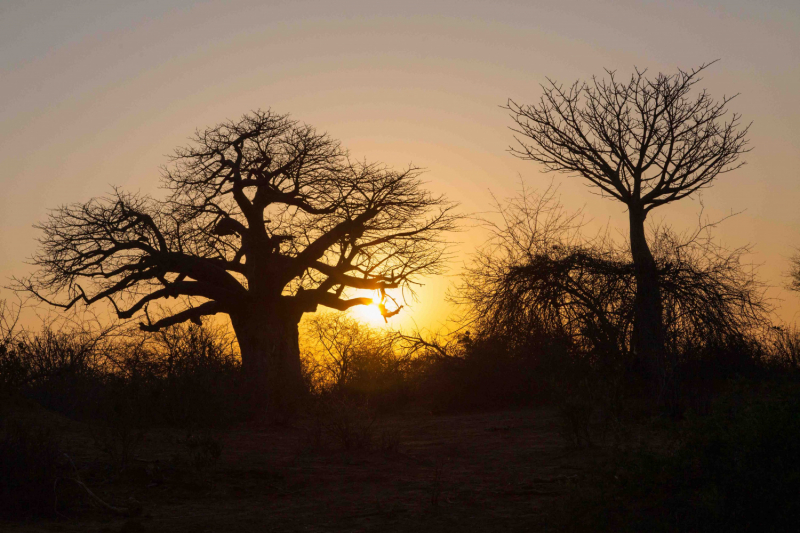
[[506, 62, 750, 214], [506, 63, 751, 374], [22, 110, 459, 332]]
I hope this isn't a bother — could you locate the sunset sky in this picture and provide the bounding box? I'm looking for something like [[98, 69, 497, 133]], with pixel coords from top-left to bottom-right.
[[1, 0, 798, 331]]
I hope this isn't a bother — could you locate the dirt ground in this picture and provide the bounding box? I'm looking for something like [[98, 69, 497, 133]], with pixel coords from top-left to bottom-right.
[[4, 407, 600, 533]]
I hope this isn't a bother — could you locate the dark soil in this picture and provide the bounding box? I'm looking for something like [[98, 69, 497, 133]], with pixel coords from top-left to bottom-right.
[[2, 406, 598, 532]]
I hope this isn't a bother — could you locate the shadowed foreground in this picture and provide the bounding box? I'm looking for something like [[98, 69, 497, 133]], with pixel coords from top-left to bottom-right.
[[3, 407, 591, 533]]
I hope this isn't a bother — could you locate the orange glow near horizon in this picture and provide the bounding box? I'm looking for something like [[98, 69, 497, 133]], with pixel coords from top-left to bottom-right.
[[1, 2, 799, 330]]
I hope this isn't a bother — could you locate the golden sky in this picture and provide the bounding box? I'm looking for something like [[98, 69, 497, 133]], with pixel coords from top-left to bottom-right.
[[1, 0, 799, 331]]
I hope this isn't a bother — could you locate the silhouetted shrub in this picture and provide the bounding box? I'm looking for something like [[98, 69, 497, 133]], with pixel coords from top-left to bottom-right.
[[20, 328, 108, 419], [91, 406, 145, 473], [165, 431, 223, 478], [412, 339, 545, 412], [0, 342, 26, 398], [117, 322, 244, 427], [0, 299, 25, 398], [2, 316, 244, 428], [565, 379, 800, 532], [301, 392, 403, 454], [302, 313, 414, 413], [451, 186, 770, 419], [769, 324, 800, 370]]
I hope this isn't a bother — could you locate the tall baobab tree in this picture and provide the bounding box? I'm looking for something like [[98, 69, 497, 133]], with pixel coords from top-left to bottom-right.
[[506, 63, 750, 375], [21, 110, 459, 415]]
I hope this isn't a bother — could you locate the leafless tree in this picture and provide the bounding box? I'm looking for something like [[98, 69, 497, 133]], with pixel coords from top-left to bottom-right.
[[506, 62, 751, 374], [454, 185, 629, 355], [455, 186, 769, 400], [20, 110, 459, 415]]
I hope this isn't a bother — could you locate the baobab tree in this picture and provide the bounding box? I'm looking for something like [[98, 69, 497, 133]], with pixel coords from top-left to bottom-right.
[[21, 110, 459, 415], [506, 63, 750, 376]]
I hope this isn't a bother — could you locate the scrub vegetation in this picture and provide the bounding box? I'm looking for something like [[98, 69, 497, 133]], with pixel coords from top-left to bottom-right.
[[4, 65, 800, 532]]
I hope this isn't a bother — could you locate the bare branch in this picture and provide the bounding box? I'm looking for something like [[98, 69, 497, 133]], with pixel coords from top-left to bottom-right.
[[24, 110, 462, 334], [506, 63, 750, 213]]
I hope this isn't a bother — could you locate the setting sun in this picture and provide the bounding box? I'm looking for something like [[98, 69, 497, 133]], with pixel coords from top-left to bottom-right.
[[350, 301, 389, 327], [2, 2, 799, 531]]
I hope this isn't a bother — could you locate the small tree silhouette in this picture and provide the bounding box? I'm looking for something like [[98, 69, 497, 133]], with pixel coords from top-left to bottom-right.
[[506, 63, 750, 378], [456, 186, 768, 402]]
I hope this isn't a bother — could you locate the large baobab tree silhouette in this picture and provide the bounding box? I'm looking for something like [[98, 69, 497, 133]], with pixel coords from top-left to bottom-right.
[[506, 63, 750, 378], [21, 110, 459, 415]]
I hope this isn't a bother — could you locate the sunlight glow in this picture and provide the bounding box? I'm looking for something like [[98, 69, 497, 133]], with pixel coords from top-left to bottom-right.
[[351, 301, 389, 327]]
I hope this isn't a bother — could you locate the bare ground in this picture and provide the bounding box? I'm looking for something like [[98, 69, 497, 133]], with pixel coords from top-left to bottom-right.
[[4, 407, 600, 533]]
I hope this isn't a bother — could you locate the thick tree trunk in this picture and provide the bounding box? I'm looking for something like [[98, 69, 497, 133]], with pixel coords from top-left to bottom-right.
[[628, 206, 665, 387], [230, 304, 306, 421]]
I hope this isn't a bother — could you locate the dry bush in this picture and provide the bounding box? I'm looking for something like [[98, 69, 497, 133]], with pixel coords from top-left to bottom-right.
[[1, 305, 244, 428], [108, 322, 243, 427], [559, 380, 800, 532], [0, 299, 24, 395], [302, 313, 414, 412], [167, 431, 223, 479], [302, 393, 402, 454], [91, 407, 145, 473], [768, 324, 800, 370], [1, 298, 113, 410], [452, 185, 771, 438], [18, 329, 110, 419], [320, 395, 377, 451]]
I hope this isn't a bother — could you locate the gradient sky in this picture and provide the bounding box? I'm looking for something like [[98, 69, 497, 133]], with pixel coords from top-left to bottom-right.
[[1, 0, 799, 331]]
